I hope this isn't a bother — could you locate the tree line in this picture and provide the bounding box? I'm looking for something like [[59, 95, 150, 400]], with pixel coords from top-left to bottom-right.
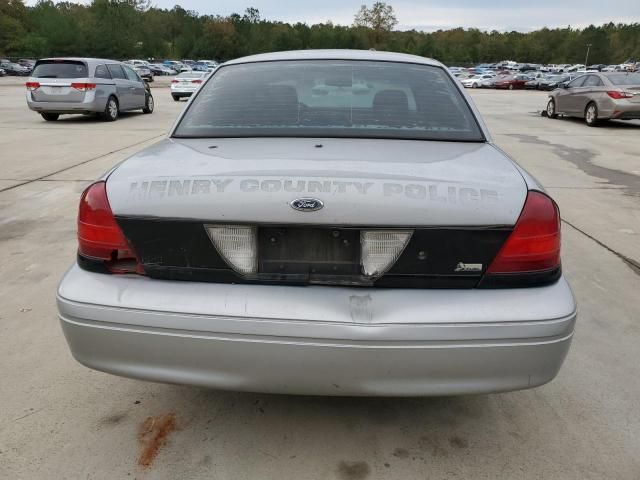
[[1, 0, 639, 65]]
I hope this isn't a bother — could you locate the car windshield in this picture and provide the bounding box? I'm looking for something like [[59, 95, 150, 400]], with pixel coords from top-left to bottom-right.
[[606, 73, 640, 85], [173, 60, 484, 142], [32, 60, 88, 78]]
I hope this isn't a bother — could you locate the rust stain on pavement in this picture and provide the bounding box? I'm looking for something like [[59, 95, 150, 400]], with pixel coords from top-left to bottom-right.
[[137, 413, 177, 468]]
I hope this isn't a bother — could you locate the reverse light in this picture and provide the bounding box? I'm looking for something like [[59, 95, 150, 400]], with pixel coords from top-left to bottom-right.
[[71, 82, 96, 91], [607, 91, 633, 99], [487, 191, 560, 274], [25, 81, 40, 91], [361, 230, 413, 277], [206, 225, 257, 275], [78, 181, 143, 274]]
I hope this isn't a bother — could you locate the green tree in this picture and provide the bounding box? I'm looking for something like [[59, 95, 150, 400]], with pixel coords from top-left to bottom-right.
[[353, 2, 397, 49], [0, 0, 29, 55], [353, 2, 397, 32]]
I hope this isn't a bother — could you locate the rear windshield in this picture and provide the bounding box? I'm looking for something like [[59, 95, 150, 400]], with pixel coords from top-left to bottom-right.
[[177, 72, 204, 78], [32, 60, 88, 78], [173, 60, 484, 142], [606, 73, 640, 85]]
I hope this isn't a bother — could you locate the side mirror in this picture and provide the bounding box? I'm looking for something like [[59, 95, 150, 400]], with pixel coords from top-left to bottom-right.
[[560, 82, 569, 89]]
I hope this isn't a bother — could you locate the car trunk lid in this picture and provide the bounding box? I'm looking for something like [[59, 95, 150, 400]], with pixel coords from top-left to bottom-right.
[[107, 137, 527, 226]]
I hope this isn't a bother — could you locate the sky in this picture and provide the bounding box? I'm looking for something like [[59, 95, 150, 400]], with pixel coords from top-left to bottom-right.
[[28, 0, 640, 32], [149, 0, 640, 31]]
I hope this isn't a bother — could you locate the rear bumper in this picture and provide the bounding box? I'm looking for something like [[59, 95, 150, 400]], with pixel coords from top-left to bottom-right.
[[26, 93, 107, 114], [610, 104, 640, 120], [57, 264, 577, 396], [170, 88, 196, 96]]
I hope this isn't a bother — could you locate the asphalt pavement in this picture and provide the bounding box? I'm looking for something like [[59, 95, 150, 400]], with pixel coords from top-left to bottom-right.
[[1, 82, 639, 479]]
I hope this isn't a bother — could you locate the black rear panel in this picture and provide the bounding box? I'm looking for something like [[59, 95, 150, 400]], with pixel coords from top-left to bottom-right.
[[114, 217, 513, 288]]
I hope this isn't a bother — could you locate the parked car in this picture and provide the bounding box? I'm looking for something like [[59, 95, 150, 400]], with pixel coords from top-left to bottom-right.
[[57, 50, 576, 396], [0, 68, 5, 77], [461, 73, 495, 88], [479, 76, 500, 88], [170, 71, 207, 100], [134, 65, 153, 82], [525, 74, 552, 90], [0, 61, 30, 76], [546, 72, 640, 126], [25, 57, 154, 122], [163, 60, 190, 72], [125, 59, 150, 67], [124, 60, 153, 82], [538, 74, 577, 91], [191, 62, 210, 72], [493, 74, 531, 90], [18, 59, 36, 70], [198, 59, 219, 69], [149, 63, 175, 76]]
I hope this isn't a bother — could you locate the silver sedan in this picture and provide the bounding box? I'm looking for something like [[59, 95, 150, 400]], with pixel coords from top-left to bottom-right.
[[57, 50, 576, 396], [546, 72, 640, 126]]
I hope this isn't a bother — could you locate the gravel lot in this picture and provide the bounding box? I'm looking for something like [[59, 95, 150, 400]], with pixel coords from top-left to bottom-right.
[[1, 80, 639, 479]]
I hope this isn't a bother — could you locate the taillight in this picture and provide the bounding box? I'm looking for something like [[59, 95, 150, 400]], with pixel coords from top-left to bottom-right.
[[487, 191, 560, 274], [607, 91, 633, 99], [78, 181, 143, 274], [171, 79, 179, 84], [70, 82, 97, 91], [192, 79, 203, 84], [25, 81, 40, 91]]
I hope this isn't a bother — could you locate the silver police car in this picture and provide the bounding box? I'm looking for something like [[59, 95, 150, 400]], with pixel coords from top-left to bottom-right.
[[57, 50, 576, 396], [26, 58, 154, 121]]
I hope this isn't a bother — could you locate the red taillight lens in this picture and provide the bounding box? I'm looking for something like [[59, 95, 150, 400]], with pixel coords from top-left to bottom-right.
[[171, 79, 179, 83], [607, 91, 633, 99], [70, 82, 96, 91], [487, 191, 560, 274], [192, 79, 203, 84], [78, 181, 143, 274], [25, 81, 40, 91]]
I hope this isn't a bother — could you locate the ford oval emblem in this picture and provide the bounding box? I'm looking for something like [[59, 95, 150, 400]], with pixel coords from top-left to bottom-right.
[[290, 198, 324, 212]]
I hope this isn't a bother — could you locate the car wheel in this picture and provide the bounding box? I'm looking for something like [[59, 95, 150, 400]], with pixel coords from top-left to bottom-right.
[[508, 84, 514, 90], [41, 113, 59, 122], [472, 83, 478, 89], [103, 96, 119, 122], [546, 99, 558, 119], [585, 102, 599, 127], [143, 94, 154, 114], [172, 95, 180, 102]]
